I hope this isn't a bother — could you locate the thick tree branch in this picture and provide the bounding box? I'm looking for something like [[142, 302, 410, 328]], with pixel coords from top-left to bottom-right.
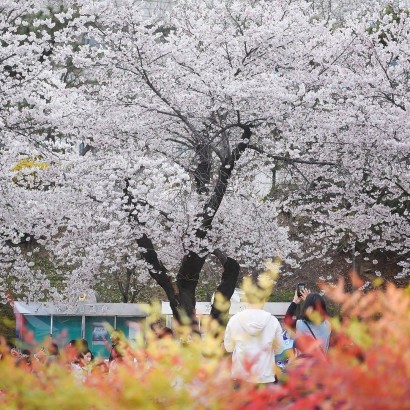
[[122, 178, 182, 320], [193, 142, 212, 194], [201, 125, 252, 232]]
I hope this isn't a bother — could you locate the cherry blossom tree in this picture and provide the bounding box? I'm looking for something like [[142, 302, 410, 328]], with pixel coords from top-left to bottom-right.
[[0, 0, 95, 301], [49, 0, 341, 321], [61, 0, 410, 309], [1, 0, 408, 322], [0, 0, 57, 301], [280, 4, 410, 277]]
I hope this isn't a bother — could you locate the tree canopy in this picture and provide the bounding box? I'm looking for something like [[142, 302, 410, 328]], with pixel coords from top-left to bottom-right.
[[0, 0, 408, 320]]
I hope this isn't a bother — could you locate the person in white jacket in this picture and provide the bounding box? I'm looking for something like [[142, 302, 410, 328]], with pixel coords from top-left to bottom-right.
[[224, 303, 285, 384]]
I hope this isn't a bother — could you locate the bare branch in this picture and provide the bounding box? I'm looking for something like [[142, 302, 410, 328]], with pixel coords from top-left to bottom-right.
[[247, 144, 336, 166]]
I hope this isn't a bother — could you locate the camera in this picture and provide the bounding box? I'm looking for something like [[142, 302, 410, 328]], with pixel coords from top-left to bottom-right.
[[297, 283, 305, 297]]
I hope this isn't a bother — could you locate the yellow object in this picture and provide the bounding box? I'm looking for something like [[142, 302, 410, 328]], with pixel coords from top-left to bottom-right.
[[11, 156, 48, 172]]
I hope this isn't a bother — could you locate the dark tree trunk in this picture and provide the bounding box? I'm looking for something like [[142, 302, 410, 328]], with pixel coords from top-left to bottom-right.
[[173, 126, 251, 320], [176, 251, 206, 324], [123, 125, 252, 326], [210, 250, 241, 324]]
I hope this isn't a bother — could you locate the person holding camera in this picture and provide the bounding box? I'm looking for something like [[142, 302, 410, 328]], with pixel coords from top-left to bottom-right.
[[285, 284, 331, 355]]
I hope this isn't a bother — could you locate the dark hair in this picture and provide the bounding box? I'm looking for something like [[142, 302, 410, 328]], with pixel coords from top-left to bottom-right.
[[150, 321, 174, 339], [48, 343, 59, 356], [150, 319, 166, 331], [79, 339, 89, 353], [158, 327, 174, 339], [301, 293, 328, 322]]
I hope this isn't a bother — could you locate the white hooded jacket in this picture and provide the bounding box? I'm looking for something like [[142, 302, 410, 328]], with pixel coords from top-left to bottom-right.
[[224, 308, 285, 383]]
